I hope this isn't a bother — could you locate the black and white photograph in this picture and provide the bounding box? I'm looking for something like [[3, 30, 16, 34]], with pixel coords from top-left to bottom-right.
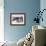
[[10, 13, 26, 26]]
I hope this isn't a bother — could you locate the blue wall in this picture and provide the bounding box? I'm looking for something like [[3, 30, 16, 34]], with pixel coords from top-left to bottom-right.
[[4, 0, 40, 42], [40, 0, 46, 27], [40, 0, 46, 44]]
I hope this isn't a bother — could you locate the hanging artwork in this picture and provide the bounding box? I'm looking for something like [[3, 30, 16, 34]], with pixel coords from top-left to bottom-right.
[[10, 13, 26, 26]]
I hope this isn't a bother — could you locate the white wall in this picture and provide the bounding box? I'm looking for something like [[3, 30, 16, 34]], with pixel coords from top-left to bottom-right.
[[0, 0, 4, 42]]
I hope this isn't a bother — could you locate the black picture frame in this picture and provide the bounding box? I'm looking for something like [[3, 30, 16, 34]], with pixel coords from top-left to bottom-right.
[[10, 13, 26, 26]]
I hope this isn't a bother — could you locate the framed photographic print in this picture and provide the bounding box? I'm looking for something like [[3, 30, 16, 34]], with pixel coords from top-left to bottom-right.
[[10, 13, 26, 26]]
